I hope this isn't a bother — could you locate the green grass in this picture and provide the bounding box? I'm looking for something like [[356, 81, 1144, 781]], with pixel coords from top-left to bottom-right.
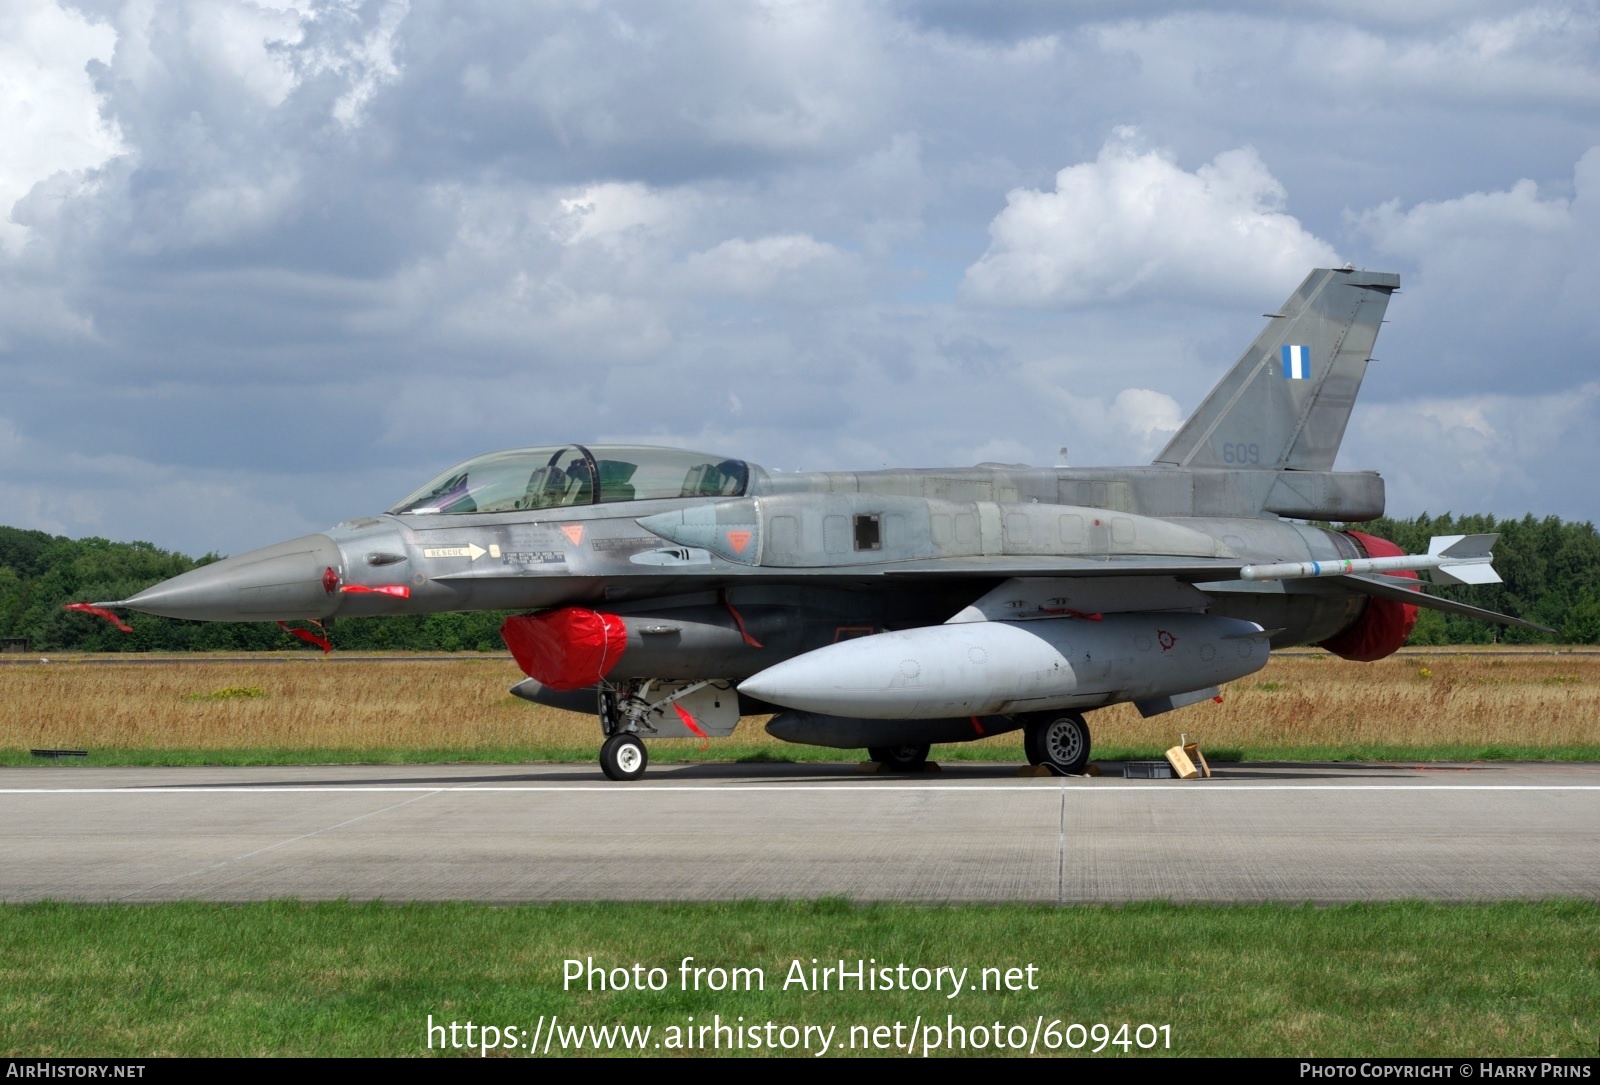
[[177, 685, 266, 703], [4, 742, 1600, 767], [2, 901, 1595, 1057]]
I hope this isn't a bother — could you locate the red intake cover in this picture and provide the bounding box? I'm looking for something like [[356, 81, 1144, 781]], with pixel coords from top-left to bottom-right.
[[501, 608, 628, 689], [1317, 531, 1419, 662]]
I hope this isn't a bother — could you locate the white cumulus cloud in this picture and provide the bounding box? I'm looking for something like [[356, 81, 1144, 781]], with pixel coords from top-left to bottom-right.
[[1352, 146, 1600, 392], [0, 0, 123, 252], [679, 234, 863, 302], [961, 129, 1340, 306], [1346, 383, 1600, 519], [1110, 388, 1184, 441]]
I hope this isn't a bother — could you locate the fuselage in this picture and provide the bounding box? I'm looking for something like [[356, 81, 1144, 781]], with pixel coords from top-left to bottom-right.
[[122, 450, 1380, 663]]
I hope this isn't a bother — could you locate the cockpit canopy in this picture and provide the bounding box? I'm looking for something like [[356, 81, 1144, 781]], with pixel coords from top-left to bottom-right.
[[388, 444, 751, 515]]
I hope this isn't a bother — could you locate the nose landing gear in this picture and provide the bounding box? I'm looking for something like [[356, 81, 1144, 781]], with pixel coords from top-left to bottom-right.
[[599, 732, 649, 781]]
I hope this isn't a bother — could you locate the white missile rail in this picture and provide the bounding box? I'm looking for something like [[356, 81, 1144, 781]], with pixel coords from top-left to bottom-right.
[[1238, 534, 1502, 587]]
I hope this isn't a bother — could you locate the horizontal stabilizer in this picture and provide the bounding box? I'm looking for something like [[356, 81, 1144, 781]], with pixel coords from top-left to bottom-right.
[[1336, 574, 1555, 634]]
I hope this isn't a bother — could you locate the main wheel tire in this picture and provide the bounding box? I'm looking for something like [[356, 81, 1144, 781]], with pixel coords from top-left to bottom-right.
[[600, 733, 649, 781], [867, 743, 930, 771], [1024, 712, 1091, 775]]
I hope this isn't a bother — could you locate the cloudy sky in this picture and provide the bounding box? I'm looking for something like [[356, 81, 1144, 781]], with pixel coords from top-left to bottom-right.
[[4, 0, 1599, 556]]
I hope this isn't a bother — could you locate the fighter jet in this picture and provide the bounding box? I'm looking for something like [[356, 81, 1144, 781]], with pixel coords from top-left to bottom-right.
[[99, 268, 1548, 779]]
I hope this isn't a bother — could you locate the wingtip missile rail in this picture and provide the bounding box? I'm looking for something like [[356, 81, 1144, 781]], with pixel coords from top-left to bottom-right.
[[1238, 533, 1501, 586]]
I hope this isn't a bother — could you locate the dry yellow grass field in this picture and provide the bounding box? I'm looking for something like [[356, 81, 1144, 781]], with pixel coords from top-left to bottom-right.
[[1, 649, 1596, 759]]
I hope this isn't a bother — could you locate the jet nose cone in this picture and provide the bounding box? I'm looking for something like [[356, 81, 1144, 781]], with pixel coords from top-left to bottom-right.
[[122, 534, 343, 622]]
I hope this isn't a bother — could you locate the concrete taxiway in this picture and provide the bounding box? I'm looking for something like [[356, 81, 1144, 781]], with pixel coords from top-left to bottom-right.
[[2, 761, 1596, 904]]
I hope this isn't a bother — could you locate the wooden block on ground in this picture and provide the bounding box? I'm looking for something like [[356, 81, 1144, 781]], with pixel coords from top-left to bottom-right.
[[1164, 745, 1201, 779]]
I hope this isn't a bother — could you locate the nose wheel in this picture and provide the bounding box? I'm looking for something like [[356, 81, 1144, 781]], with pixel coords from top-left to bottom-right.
[[600, 733, 649, 781]]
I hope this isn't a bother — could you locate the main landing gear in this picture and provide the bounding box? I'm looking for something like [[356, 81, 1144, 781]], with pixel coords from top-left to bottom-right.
[[867, 743, 931, 771], [1022, 711, 1091, 775]]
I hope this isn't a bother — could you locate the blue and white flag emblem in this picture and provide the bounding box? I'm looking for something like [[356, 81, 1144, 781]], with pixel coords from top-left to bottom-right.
[[1281, 344, 1311, 380]]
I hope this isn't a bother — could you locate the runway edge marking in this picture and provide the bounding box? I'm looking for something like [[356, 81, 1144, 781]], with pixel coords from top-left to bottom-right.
[[2, 784, 1599, 795]]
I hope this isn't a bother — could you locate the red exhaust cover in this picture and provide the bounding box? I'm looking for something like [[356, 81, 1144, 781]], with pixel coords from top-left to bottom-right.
[[1317, 531, 1420, 662], [501, 608, 628, 689]]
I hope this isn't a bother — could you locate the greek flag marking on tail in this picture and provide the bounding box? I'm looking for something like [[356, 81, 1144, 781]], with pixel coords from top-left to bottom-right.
[[1281, 344, 1310, 380]]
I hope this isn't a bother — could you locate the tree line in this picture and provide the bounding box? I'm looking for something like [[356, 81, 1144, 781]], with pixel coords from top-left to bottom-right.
[[2, 513, 1598, 653], [1346, 513, 1600, 645], [0, 527, 508, 653]]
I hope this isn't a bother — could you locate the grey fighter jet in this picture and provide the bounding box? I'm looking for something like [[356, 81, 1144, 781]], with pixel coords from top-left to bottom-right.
[[103, 268, 1548, 779]]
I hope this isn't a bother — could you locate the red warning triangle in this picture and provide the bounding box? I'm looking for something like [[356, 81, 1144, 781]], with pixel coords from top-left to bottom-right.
[[560, 524, 584, 545], [726, 529, 752, 554]]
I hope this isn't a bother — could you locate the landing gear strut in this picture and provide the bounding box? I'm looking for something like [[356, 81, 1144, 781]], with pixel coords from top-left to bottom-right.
[[1023, 711, 1091, 775]]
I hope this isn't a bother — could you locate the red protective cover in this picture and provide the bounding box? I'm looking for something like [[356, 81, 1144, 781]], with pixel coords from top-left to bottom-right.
[[1318, 531, 1420, 662], [501, 608, 628, 689]]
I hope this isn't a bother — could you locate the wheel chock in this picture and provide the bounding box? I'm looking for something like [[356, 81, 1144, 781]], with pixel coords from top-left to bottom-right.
[[1163, 746, 1199, 779], [1163, 734, 1211, 780]]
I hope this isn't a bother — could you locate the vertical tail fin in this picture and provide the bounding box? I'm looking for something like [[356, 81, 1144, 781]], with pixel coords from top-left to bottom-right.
[[1154, 268, 1399, 471]]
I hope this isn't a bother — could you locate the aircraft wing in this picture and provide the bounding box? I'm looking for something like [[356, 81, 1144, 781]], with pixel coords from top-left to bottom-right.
[[875, 551, 1555, 634], [424, 554, 1246, 583], [879, 557, 1554, 632], [876, 555, 1247, 579]]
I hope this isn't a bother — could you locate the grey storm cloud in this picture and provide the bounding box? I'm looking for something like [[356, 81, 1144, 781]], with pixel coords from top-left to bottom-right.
[[2, 0, 1599, 556]]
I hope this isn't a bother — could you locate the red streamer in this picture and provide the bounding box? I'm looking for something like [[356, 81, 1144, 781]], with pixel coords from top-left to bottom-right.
[[63, 603, 133, 633], [673, 702, 710, 750], [723, 598, 764, 647], [277, 620, 332, 654], [339, 584, 411, 598]]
